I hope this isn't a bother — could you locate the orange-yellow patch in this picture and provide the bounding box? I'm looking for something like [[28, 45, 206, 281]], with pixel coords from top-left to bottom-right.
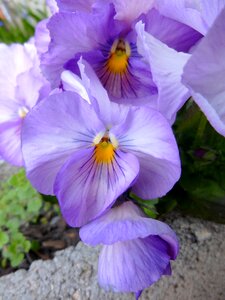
[[106, 39, 131, 74], [95, 140, 115, 164]]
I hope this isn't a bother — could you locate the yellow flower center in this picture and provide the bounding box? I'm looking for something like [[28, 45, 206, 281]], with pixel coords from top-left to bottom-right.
[[93, 132, 118, 164], [106, 39, 131, 74], [18, 106, 29, 118]]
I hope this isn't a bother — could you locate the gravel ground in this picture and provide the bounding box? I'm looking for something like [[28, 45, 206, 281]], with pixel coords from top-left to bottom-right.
[[0, 213, 224, 300]]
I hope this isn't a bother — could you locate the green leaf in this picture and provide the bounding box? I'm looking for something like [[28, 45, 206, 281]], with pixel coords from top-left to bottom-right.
[[0, 232, 9, 249], [6, 219, 20, 231], [10, 253, 25, 267], [27, 197, 42, 213]]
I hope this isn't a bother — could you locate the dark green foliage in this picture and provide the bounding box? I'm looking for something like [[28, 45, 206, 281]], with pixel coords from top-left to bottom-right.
[[158, 100, 225, 223]]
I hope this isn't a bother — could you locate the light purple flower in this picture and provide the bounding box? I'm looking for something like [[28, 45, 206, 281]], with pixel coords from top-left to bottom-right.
[[80, 200, 179, 295], [40, 1, 201, 122], [22, 59, 181, 227], [0, 41, 50, 166], [182, 7, 225, 137]]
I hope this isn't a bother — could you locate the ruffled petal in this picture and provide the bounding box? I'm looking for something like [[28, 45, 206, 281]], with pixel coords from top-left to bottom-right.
[[22, 91, 105, 195], [111, 105, 181, 198], [0, 43, 33, 100], [0, 120, 23, 166], [182, 7, 225, 137], [80, 201, 179, 257], [155, 0, 205, 34], [54, 149, 139, 227], [156, 0, 225, 35], [41, 8, 111, 87], [98, 236, 174, 292], [16, 69, 47, 108], [136, 21, 190, 124]]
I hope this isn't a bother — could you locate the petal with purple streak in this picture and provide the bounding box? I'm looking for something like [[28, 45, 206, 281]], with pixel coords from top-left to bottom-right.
[[41, 8, 112, 87], [22, 91, 105, 195], [111, 105, 181, 199], [80, 201, 178, 256], [80, 201, 178, 293], [54, 148, 139, 227], [98, 237, 172, 292], [143, 8, 202, 52]]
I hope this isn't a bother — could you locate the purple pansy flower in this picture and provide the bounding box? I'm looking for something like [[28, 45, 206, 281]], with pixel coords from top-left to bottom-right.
[[22, 59, 181, 227], [0, 41, 50, 166], [39, 0, 202, 122], [80, 200, 179, 297], [182, 7, 225, 137]]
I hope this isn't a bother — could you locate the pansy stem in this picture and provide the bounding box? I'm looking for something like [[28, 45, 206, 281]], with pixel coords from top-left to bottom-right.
[[193, 113, 207, 148]]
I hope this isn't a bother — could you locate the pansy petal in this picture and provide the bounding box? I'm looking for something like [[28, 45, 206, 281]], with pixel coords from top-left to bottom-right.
[[182, 7, 225, 137], [80, 201, 178, 258], [22, 91, 105, 195], [81, 201, 178, 293], [77, 58, 112, 124], [98, 237, 172, 292], [155, 0, 205, 34], [156, 0, 225, 35], [131, 153, 180, 199], [41, 9, 111, 87], [54, 148, 139, 227], [0, 43, 33, 99], [61, 70, 91, 103], [136, 21, 190, 124], [0, 120, 23, 166], [112, 0, 154, 23], [16, 69, 46, 108], [201, 1, 225, 31], [35, 19, 51, 56], [0, 98, 21, 123], [56, 0, 95, 12], [143, 8, 202, 52], [111, 105, 181, 198]]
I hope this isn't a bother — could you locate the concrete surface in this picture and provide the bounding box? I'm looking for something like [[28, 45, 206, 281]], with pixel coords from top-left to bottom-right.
[[0, 213, 224, 300]]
